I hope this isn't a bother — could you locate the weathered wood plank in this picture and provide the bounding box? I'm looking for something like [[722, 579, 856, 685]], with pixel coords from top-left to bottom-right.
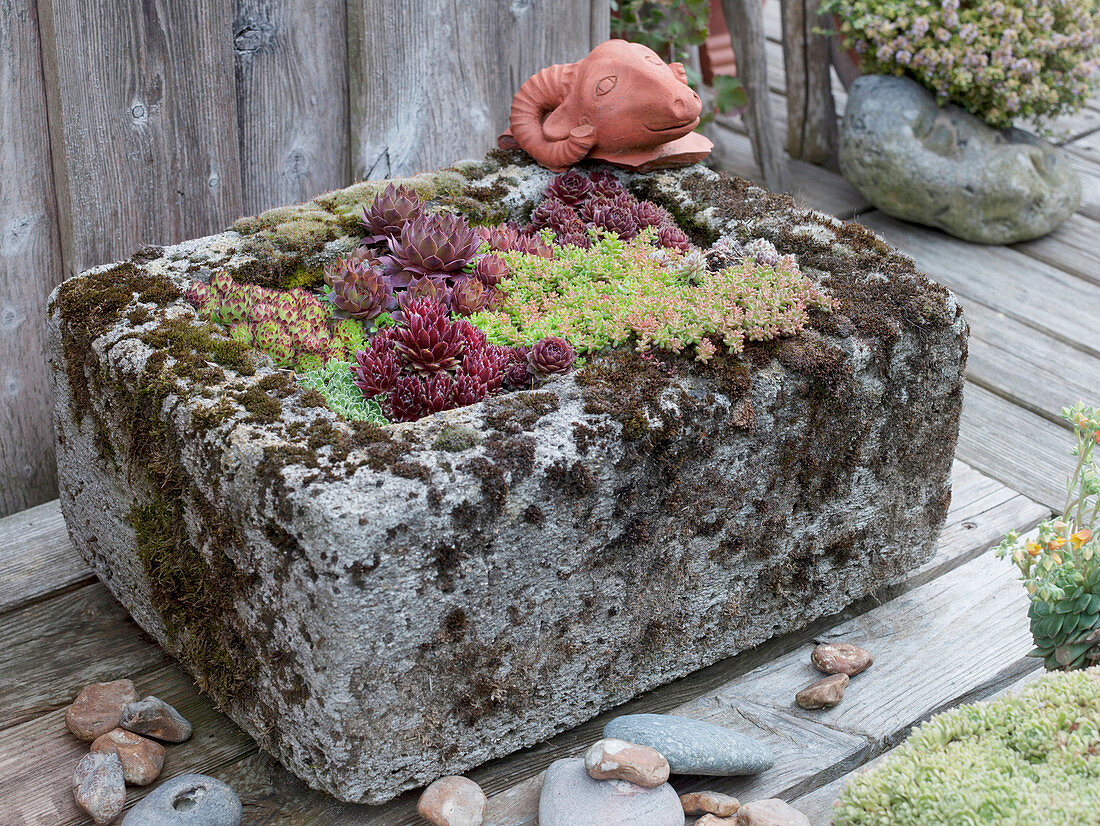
[[0, 499, 91, 616], [0, 0, 64, 516], [958, 382, 1076, 512], [963, 299, 1100, 428], [858, 211, 1100, 357], [346, 0, 598, 179], [232, 0, 350, 215], [0, 583, 169, 731], [1012, 212, 1100, 287], [1067, 149, 1100, 223], [146, 463, 1042, 824], [789, 665, 1048, 824], [37, 0, 243, 277], [0, 663, 256, 826], [719, 0, 789, 193], [781, 0, 837, 164]]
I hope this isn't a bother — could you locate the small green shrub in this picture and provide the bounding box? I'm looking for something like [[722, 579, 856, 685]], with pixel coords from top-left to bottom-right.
[[468, 230, 832, 359], [823, 0, 1100, 129], [833, 668, 1100, 825]]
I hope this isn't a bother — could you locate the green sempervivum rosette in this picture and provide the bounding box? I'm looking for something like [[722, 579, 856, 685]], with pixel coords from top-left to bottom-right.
[[999, 403, 1100, 671]]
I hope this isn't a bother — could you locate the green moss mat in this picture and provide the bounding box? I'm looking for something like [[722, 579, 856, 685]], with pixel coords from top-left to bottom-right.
[[834, 668, 1100, 825]]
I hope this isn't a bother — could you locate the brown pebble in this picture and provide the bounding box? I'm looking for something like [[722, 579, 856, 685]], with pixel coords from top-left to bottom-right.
[[91, 728, 166, 786], [119, 696, 192, 743], [810, 642, 873, 676], [66, 680, 140, 742], [697, 815, 738, 825], [681, 790, 740, 816], [736, 798, 811, 825], [585, 738, 670, 788], [795, 673, 849, 709], [73, 751, 126, 825], [417, 776, 486, 826]]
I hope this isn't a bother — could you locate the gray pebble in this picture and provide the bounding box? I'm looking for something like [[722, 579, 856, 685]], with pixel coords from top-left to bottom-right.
[[122, 774, 241, 825], [120, 696, 192, 743], [603, 714, 774, 776]]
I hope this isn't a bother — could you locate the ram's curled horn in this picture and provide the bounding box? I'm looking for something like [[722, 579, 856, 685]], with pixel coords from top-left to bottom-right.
[[509, 63, 595, 171]]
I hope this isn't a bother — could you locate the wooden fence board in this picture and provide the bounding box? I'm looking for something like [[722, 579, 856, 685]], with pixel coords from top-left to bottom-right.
[[37, 0, 243, 277], [232, 0, 350, 215], [0, 0, 64, 517], [346, 0, 603, 179]]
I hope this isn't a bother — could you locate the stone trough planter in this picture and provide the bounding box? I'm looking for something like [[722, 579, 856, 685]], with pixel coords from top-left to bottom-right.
[[48, 152, 967, 804]]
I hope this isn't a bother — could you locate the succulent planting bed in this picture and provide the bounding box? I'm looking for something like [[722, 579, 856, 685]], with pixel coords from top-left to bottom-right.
[[48, 150, 967, 804]]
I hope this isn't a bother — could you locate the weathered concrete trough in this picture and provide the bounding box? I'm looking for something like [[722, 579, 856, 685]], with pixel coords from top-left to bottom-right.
[[48, 153, 967, 804]]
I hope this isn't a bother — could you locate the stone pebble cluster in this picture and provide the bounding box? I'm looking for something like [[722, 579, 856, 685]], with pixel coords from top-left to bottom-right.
[[65, 678, 240, 825], [416, 641, 872, 826]]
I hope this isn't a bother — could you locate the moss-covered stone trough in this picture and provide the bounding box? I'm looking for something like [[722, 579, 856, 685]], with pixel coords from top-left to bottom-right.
[[47, 152, 967, 804]]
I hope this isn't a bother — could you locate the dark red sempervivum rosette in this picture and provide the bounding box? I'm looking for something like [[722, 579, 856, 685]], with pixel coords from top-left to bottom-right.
[[546, 170, 593, 206], [352, 332, 401, 398], [527, 336, 576, 380], [632, 200, 674, 230], [388, 212, 479, 276], [392, 298, 466, 375], [450, 278, 490, 316], [503, 346, 534, 390], [587, 169, 626, 199], [324, 256, 396, 320], [474, 254, 508, 287], [360, 183, 423, 243], [585, 203, 639, 241], [658, 224, 692, 252]]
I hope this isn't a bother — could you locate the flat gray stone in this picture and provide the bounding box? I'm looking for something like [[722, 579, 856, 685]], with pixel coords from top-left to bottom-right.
[[49, 155, 965, 803], [122, 774, 241, 825], [603, 714, 773, 775], [539, 758, 684, 826], [839, 74, 1080, 244]]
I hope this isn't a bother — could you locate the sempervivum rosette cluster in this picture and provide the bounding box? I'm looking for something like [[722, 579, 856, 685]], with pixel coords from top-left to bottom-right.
[[350, 298, 576, 422], [187, 272, 344, 368], [323, 253, 395, 321], [474, 223, 556, 259], [532, 170, 695, 251], [359, 183, 423, 244]]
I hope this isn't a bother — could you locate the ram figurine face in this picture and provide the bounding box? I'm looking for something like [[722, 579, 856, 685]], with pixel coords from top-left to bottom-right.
[[507, 39, 713, 172]]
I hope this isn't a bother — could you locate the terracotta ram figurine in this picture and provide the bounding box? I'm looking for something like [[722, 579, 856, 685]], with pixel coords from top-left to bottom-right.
[[499, 39, 713, 172]]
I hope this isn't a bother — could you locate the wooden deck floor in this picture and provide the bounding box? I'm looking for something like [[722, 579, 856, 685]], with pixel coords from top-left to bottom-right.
[[4, 24, 1100, 826]]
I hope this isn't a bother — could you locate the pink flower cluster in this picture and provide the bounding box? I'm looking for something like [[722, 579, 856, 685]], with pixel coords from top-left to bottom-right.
[[827, 0, 1100, 128], [350, 298, 574, 422]]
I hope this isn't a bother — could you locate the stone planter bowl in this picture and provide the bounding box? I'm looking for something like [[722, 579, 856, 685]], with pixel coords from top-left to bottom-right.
[[48, 152, 967, 804]]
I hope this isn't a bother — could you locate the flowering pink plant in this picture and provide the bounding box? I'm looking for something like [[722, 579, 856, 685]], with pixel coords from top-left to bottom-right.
[[824, 0, 1100, 128]]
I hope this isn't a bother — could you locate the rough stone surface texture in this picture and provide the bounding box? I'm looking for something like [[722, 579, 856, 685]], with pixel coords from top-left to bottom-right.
[[49, 152, 966, 803], [697, 816, 738, 826], [736, 798, 811, 826], [91, 727, 167, 786], [810, 642, 872, 676], [681, 790, 740, 816], [121, 774, 242, 825], [539, 757, 684, 826], [585, 737, 670, 787], [73, 751, 126, 825], [417, 775, 487, 826], [839, 75, 1080, 244], [120, 696, 192, 743], [66, 680, 140, 742], [604, 714, 775, 776]]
